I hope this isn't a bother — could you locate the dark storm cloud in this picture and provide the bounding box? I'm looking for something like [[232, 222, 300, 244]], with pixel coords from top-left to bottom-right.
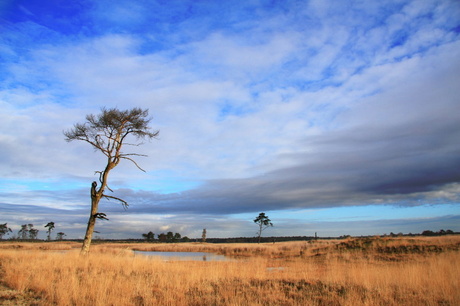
[[284, 122, 460, 198], [115, 100, 460, 216]]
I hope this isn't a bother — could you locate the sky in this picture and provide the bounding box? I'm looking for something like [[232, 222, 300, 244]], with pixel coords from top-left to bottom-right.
[[1, 0, 459, 240]]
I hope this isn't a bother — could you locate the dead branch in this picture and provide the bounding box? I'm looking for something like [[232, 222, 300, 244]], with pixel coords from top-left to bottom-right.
[[120, 156, 147, 172], [94, 213, 109, 220], [102, 194, 129, 210]]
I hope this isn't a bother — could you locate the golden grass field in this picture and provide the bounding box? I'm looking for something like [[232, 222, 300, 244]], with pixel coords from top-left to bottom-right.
[[0, 236, 459, 305]]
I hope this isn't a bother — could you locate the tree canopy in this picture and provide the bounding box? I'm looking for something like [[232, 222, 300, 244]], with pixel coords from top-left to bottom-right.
[[64, 107, 159, 173]]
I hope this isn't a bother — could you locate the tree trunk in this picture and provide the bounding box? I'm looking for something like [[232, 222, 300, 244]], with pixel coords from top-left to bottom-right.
[[80, 182, 99, 255], [257, 225, 262, 243]]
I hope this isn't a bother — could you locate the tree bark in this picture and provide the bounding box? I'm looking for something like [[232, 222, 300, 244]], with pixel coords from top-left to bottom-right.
[[80, 182, 100, 255]]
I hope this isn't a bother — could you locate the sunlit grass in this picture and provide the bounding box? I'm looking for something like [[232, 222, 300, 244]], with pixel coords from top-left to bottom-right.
[[1, 236, 459, 305]]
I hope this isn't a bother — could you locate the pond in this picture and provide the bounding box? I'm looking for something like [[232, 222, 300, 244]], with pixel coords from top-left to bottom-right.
[[133, 251, 228, 261]]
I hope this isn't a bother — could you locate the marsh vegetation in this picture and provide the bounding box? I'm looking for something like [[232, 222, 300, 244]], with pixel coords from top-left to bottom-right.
[[0, 236, 459, 305]]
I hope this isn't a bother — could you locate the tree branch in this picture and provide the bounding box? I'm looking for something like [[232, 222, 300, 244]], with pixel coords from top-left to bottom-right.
[[95, 171, 104, 186], [123, 142, 144, 147], [94, 213, 109, 220], [102, 194, 129, 210], [119, 156, 147, 172], [120, 153, 148, 157]]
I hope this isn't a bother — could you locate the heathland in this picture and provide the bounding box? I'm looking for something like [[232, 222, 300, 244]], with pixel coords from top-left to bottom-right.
[[0, 236, 459, 305]]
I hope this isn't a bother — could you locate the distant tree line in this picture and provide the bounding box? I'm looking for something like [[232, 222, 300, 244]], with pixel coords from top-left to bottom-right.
[[203, 236, 317, 244], [383, 229, 456, 237], [142, 231, 190, 243], [421, 229, 455, 236], [2, 221, 457, 242], [0, 222, 65, 241]]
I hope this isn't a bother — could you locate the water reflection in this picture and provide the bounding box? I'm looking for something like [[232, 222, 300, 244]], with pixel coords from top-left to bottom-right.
[[134, 251, 227, 261]]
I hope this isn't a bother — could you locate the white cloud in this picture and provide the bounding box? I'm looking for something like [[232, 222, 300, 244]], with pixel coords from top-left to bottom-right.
[[1, 0, 459, 238]]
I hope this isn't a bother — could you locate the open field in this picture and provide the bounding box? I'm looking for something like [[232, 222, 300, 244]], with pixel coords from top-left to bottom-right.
[[0, 236, 459, 305]]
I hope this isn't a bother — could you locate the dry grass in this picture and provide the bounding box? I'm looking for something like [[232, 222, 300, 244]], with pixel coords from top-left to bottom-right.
[[0, 236, 459, 305]]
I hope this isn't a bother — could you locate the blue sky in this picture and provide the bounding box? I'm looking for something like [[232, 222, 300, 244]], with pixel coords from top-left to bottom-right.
[[1, 0, 459, 239]]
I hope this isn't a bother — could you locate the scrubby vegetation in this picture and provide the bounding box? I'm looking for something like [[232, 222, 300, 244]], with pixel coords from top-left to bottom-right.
[[0, 236, 459, 305]]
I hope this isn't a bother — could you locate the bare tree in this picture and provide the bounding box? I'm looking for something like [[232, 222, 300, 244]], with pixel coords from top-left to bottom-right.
[[56, 232, 66, 240], [64, 107, 159, 254], [254, 212, 273, 243]]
